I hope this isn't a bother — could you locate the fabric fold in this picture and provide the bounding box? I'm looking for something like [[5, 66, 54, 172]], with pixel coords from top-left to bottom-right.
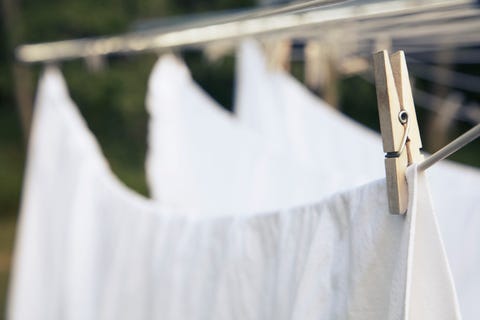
[[234, 39, 479, 319], [146, 55, 342, 215], [9, 66, 460, 320]]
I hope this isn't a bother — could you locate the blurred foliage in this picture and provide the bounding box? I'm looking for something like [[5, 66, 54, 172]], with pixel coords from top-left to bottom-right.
[[0, 217, 15, 318], [184, 51, 237, 110], [63, 55, 159, 197]]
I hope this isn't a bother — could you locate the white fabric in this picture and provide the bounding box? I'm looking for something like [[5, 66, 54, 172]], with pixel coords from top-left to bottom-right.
[[235, 40, 384, 187], [235, 39, 480, 319], [146, 55, 347, 215], [9, 67, 461, 320], [428, 161, 480, 319], [234, 41, 289, 149], [405, 165, 461, 319]]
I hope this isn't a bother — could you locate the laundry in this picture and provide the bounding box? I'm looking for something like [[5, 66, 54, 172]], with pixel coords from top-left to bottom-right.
[[146, 54, 350, 215], [8, 67, 461, 320], [235, 39, 385, 187], [5, 1, 480, 319], [234, 39, 480, 319]]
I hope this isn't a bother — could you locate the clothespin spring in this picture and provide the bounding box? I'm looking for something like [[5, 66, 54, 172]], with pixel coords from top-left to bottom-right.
[[385, 110, 410, 159]]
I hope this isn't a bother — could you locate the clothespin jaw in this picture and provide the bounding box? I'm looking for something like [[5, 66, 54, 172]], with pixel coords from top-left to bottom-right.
[[373, 50, 423, 215], [389, 51, 423, 163]]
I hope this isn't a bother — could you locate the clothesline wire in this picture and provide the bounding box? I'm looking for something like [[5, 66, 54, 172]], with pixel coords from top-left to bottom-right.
[[391, 36, 480, 50], [411, 51, 480, 65], [352, 39, 480, 55], [250, 4, 480, 51], [241, 0, 350, 18], [358, 73, 479, 125], [15, 0, 477, 63], [406, 59, 480, 94], [357, 71, 480, 169], [349, 50, 480, 94], [133, 0, 349, 33], [412, 89, 480, 125], [135, 3, 476, 38], [354, 19, 480, 52], [418, 124, 480, 171]]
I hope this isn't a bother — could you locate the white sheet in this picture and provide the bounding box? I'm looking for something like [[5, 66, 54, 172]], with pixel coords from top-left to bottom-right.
[[146, 55, 356, 215], [9, 67, 460, 320], [234, 39, 479, 319]]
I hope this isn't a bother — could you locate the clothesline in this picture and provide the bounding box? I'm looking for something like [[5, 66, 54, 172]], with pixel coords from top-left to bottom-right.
[[419, 124, 480, 171], [357, 72, 479, 125], [408, 61, 480, 93], [15, 0, 476, 63], [412, 89, 480, 125]]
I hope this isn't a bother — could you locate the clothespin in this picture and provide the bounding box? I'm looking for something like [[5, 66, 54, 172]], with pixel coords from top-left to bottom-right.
[[373, 50, 423, 215], [85, 55, 106, 73], [264, 39, 291, 71]]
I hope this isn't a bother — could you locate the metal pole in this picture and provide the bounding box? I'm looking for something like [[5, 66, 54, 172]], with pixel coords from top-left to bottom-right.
[[418, 123, 480, 171], [15, 0, 475, 63]]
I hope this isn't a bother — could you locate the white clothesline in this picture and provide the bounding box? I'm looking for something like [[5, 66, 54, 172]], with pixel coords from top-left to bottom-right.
[[419, 124, 480, 171], [15, 0, 475, 63]]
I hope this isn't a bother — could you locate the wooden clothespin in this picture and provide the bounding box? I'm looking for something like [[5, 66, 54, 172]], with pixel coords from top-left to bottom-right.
[[373, 50, 423, 215], [264, 39, 291, 72]]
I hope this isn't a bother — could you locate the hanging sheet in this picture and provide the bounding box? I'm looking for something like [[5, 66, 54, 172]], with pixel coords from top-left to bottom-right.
[[8, 67, 460, 320], [146, 55, 348, 215], [234, 39, 480, 319]]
